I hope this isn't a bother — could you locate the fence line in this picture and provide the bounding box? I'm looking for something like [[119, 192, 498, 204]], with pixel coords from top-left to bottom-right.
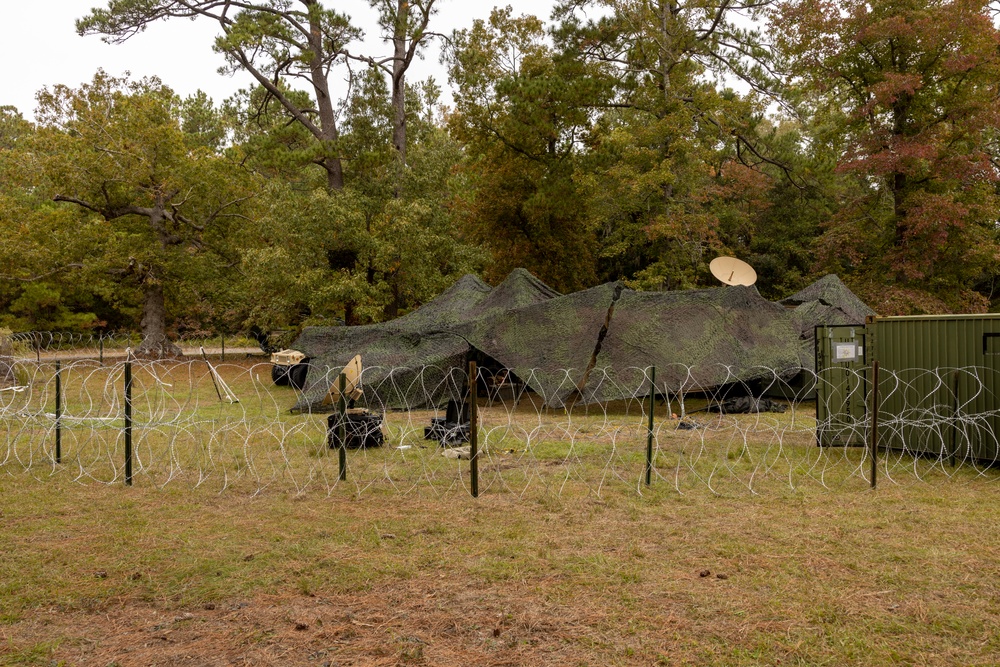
[[3, 330, 267, 363], [1, 356, 999, 496]]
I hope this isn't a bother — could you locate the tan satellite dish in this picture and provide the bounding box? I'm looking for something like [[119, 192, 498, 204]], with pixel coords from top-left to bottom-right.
[[710, 256, 757, 286], [322, 354, 364, 406]]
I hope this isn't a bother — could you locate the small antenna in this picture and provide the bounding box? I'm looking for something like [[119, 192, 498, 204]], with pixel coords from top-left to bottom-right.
[[710, 256, 757, 286]]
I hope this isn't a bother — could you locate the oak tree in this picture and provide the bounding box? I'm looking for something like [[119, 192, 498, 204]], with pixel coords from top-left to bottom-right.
[[36, 72, 258, 356], [78, 0, 440, 194], [776, 0, 1000, 312]]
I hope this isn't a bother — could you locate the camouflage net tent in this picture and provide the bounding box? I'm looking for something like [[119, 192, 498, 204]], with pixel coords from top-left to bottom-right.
[[587, 286, 802, 404], [780, 275, 876, 368], [460, 283, 801, 406], [291, 269, 805, 411], [291, 269, 561, 411], [458, 282, 624, 407]]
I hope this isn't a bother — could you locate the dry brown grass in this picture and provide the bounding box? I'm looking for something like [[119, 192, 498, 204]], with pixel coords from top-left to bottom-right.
[[3, 472, 1000, 666], [4, 359, 1000, 665]]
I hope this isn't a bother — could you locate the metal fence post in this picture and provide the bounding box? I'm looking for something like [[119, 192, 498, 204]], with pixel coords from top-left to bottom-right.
[[337, 372, 347, 481], [645, 366, 655, 486], [950, 371, 959, 468], [869, 360, 879, 490], [54, 361, 62, 465], [99, 336, 104, 365], [469, 361, 479, 498], [221, 333, 226, 362], [124, 360, 133, 487]]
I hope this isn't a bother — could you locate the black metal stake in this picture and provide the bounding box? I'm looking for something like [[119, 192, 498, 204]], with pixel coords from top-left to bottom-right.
[[55, 361, 62, 465], [99, 337, 104, 365], [124, 360, 133, 486], [469, 361, 479, 498], [950, 371, 959, 468], [221, 333, 226, 362], [337, 373, 347, 481], [645, 366, 655, 486], [869, 360, 879, 490]]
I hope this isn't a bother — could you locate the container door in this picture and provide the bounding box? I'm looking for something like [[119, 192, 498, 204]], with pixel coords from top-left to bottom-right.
[[815, 325, 868, 446]]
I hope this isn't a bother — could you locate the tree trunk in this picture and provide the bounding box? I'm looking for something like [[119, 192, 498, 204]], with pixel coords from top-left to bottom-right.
[[323, 155, 345, 193], [893, 171, 907, 245], [383, 279, 401, 320], [135, 281, 183, 359], [308, 9, 345, 192], [391, 0, 409, 196]]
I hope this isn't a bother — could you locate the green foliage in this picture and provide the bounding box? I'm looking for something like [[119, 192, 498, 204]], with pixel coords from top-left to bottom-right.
[[739, 119, 854, 300], [446, 2, 785, 292], [775, 0, 1000, 312], [222, 83, 329, 190], [231, 69, 484, 329], [0, 106, 32, 150], [181, 90, 227, 152], [551, 0, 782, 290], [7, 0, 1000, 337], [0, 284, 98, 332], [447, 8, 601, 292], [3, 71, 259, 340]]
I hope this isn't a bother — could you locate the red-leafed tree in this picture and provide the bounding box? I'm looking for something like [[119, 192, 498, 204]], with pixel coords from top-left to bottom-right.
[[776, 0, 1000, 313]]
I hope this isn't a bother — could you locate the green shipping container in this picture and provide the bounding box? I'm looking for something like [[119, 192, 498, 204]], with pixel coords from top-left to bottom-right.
[[816, 315, 1000, 460], [865, 314, 1000, 463]]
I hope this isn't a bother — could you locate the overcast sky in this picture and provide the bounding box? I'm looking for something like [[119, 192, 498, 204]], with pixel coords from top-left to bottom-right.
[[0, 0, 557, 120]]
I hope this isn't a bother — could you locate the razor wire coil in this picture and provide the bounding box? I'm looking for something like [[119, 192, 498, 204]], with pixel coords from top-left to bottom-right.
[[1, 357, 998, 496]]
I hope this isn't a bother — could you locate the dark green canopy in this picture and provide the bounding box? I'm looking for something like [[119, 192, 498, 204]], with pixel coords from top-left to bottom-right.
[[291, 269, 807, 411], [291, 269, 561, 411]]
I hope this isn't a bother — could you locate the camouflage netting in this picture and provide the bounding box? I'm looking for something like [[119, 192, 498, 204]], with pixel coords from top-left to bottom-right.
[[780, 275, 876, 369], [584, 286, 801, 404], [292, 269, 562, 412], [292, 326, 470, 411], [463, 267, 562, 320], [385, 274, 493, 333], [291, 269, 814, 411], [458, 282, 623, 407]]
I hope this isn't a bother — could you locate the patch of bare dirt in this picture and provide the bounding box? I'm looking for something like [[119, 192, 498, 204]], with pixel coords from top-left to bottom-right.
[[4, 574, 664, 666]]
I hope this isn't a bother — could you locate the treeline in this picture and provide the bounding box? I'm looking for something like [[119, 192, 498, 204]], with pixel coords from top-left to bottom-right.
[[2, 0, 999, 355]]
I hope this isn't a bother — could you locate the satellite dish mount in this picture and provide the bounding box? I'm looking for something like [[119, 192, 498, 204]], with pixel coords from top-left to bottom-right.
[[710, 256, 757, 287]]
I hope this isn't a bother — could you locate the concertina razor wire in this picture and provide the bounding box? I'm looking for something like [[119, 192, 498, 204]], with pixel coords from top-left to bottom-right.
[[2, 357, 999, 497]]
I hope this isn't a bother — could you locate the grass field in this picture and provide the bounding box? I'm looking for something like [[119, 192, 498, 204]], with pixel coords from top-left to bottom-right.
[[3, 359, 1000, 665], [4, 469, 1000, 666]]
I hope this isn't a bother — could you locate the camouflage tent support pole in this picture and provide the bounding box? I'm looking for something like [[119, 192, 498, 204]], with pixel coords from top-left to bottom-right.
[[124, 360, 133, 487], [54, 361, 62, 465], [469, 361, 479, 498], [337, 373, 347, 482], [645, 366, 655, 486], [869, 361, 879, 490]]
